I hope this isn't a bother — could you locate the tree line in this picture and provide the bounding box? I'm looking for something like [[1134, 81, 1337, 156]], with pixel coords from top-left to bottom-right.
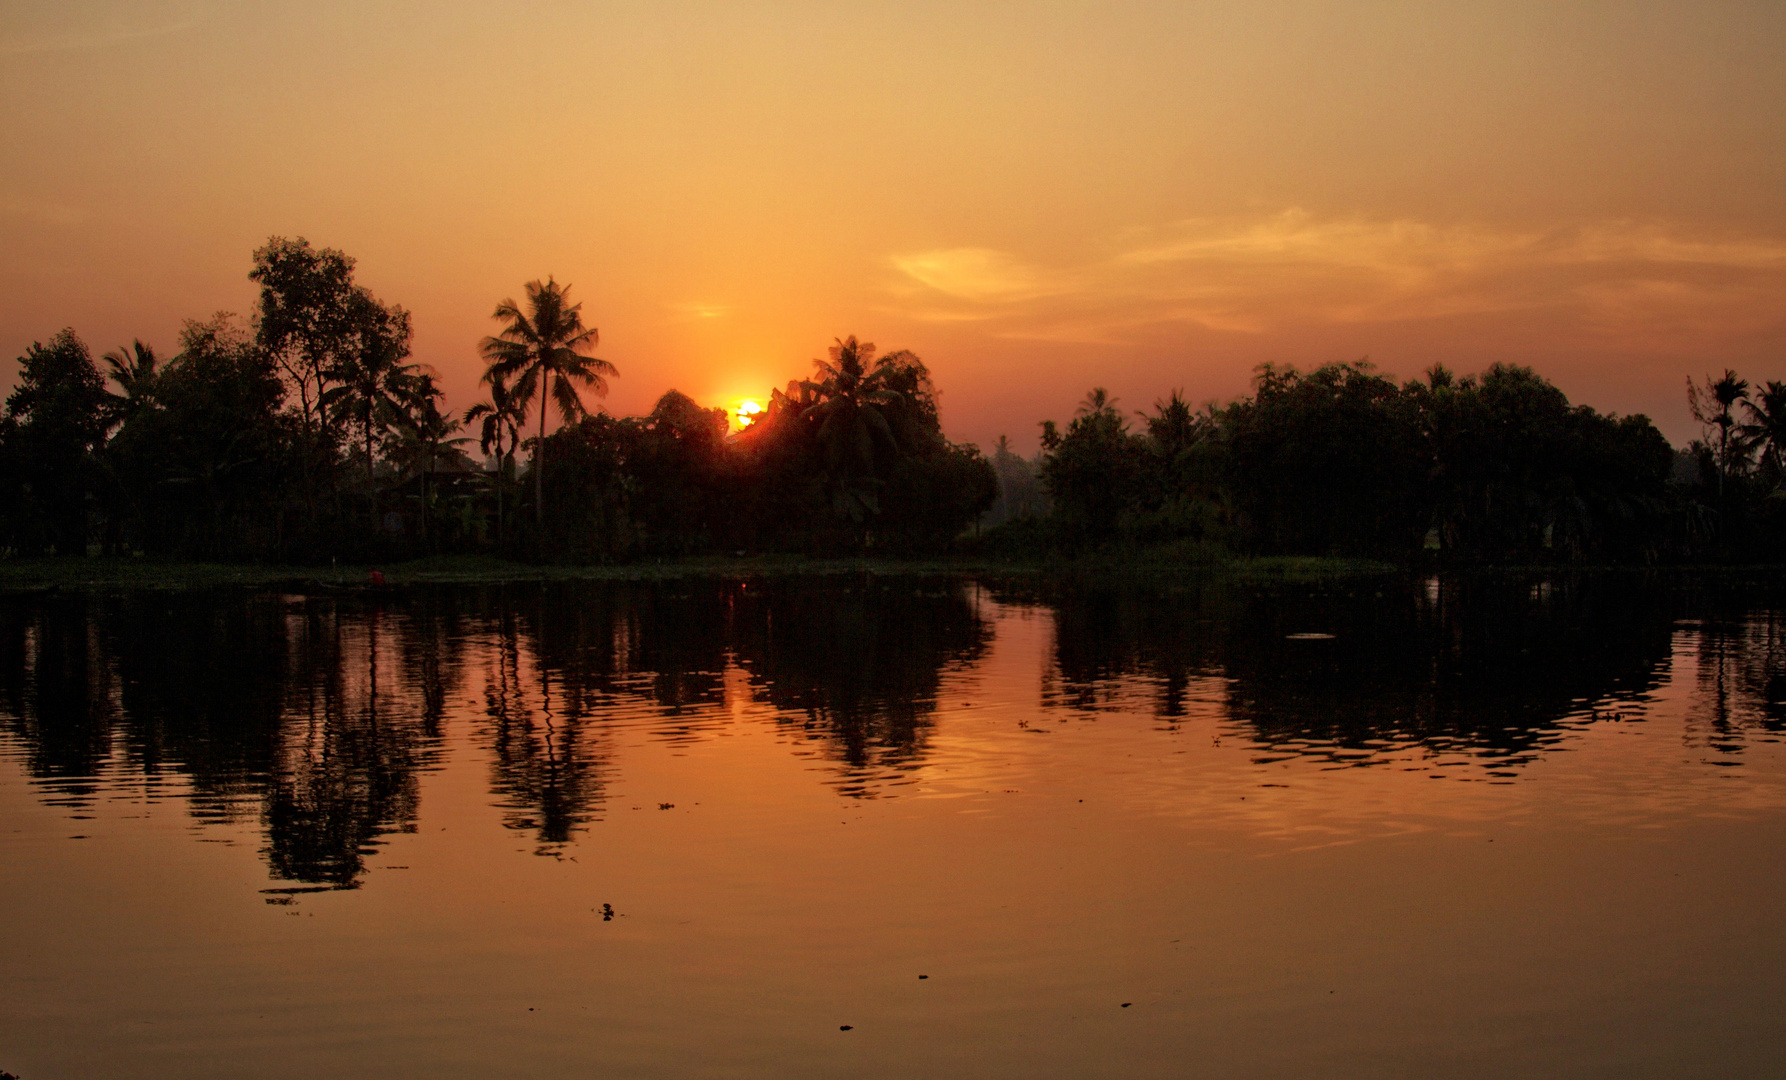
[[0, 238, 995, 561], [991, 361, 1784, 563], [1, 236, 1778, 564]]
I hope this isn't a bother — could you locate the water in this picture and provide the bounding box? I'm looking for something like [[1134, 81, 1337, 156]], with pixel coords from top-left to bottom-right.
[[2, 573, 1784, 1078]]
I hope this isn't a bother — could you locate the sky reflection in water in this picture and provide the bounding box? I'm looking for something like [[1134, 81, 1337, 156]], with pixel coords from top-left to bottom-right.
[[1, 575, 1784, 1078]]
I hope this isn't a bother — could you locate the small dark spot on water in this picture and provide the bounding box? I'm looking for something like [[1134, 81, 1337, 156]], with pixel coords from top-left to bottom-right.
[[839, 1025, 853, 1031], [1121, 1002, 1132, 1008], [601, 903, 614, 921], [659, 803, 674, 810], [918, 974, 928, 979]]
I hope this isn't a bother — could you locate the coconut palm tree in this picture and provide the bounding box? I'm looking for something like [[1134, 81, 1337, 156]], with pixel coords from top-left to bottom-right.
[[320, 308, 422, 479], [1688, 370, 1753, 497], [464, 373, 526, 544], [1743, 380, 1786, 489], [388, 373, 470, 542], [101, 340, 159, 427], [800, 336, 905, 522], [478, 278, 617, 521]]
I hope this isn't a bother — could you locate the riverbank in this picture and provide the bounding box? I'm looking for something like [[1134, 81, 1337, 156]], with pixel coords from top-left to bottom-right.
[[0, 551, 1408, 592], [10, 551, 1785, 594]]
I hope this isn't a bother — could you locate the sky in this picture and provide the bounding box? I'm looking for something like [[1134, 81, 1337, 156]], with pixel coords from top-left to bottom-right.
[[2, 0, 1783, 451]]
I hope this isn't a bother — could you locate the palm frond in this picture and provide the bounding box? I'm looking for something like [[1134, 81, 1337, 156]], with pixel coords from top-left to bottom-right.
[[550, 374, 587, 424]]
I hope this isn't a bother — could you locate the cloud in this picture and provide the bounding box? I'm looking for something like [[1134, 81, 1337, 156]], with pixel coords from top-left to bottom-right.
[[889, 248, 1062, 305], [888, 211, 1786, 347], [670, 302, 730, 320]]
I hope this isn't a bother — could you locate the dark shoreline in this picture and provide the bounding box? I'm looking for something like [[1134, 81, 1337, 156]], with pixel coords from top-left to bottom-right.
[[3, 552, 1785, 594]]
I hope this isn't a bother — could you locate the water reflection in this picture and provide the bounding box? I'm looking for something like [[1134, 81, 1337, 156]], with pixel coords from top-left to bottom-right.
[[479, 605, 614, 850], [263, 601, 448, 886], [1005, 575, 1684, 770], [731, 578, 992, 793], [1, 574, 1783, 888], [1681, 605, 1786, 760]]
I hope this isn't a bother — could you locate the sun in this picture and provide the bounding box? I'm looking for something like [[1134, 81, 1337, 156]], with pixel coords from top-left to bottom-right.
[[734, 399, 763, 429]]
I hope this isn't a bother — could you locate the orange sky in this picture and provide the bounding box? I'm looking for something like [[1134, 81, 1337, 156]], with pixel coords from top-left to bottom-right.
[[3, 0, 1783, 450]]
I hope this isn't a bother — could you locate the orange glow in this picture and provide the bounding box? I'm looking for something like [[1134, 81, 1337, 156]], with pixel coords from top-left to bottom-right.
[[0, 3, 1782, 451], [733, 399, 763, 430]]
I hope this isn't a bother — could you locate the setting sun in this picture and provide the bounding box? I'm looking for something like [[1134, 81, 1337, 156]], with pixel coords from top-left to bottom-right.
[[734, 399, 762, 429]]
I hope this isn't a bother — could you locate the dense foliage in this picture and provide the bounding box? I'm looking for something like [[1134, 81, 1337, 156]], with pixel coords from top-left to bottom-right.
[[1001, 359, 1780, 563], [0, 240, 994, 562], [2, 237, 1776, 565]]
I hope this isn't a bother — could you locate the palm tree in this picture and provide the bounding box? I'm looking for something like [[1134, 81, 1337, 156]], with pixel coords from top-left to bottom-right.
[[388, 374, 470, 542], [320, 316, 423, 479], [478, 278, 617, 521], [1743, 381, 1786, 489], [1688, 370, 1752, 497], [464, 373, 526, 545], [801, 336, 905, 522], [1142, 389, 1206, 454], [101, 340, 159, 427]]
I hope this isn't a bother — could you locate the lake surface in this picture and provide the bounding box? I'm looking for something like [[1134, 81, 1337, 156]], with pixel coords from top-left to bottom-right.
[[2, 573, 1784, 1079]]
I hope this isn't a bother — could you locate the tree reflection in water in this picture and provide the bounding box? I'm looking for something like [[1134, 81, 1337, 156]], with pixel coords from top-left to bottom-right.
[[998, 573, 1725, 772], [730, 577, 992, 795], [263, 598, 449, 886], [1, 574, 1783, 886], [478, 604, 611, 852], [1678, 595, 1786, 760], [0, 591, 450, 889]]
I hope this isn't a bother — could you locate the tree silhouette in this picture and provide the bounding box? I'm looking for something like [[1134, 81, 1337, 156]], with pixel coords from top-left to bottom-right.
[[103, 316, 293, 558], [1688, 370, 1753, 498], [101, 339, 159, 426], [249, 236, 411, 528], [249, 237, 360, 437], [800, 336, 906, 523], [386, 373, 470, 542], [1, 330, 111, 553], [318, 302, 420, 480], [464, 372, 527, 547], [1742, 381, 1786, 491], [1038, 387, 1145, 545], [478, 278, 617, 523]]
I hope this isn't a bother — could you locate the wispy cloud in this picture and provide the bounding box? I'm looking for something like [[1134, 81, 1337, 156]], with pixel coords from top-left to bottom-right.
[[889, 247, 1064, 306], [669, 301, 731, 321], [888, 210, 1786, 346]]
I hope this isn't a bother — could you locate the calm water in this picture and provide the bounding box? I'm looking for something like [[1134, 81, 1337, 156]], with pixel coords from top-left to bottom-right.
[[2, 574, 1784, 1079]]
